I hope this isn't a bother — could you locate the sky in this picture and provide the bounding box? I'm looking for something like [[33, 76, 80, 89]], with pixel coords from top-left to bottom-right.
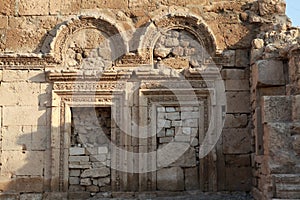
[[286, 0, 300, 27]]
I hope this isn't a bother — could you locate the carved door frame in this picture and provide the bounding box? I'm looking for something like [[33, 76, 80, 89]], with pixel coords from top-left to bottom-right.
[[49, 78, 224, 192], [49, 81, 126, 192]]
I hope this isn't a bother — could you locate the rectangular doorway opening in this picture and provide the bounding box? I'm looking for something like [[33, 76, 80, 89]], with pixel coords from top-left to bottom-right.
[[69, 107, 112, 193]]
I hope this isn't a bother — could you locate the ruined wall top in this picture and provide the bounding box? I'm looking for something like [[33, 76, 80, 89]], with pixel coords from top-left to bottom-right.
[[0, 0, 292, 55]]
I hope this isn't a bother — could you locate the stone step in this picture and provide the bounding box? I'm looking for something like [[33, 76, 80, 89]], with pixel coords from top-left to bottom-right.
[[276, 184, 300, 191], [273, 174, 300, 199], [272, 199, 300, 200], [273, 174, 300, 184], [274, 191, 300, 199]]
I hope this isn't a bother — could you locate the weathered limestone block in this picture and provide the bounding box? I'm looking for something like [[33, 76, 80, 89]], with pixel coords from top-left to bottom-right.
[[253, 60, 285, 87], [171, 121, 182, 127], [0, 176, 16, 191], [235, 49, 250, 67], [225, 167, 252, 191], [223, 128, 251, 154], [69, 156, 89, 162], [225, 80, 249, 91], [182, 119, 198, 127], [0, 16, 8, 29], [98, 146, 109, 154], [15, 177, 44, 192], [69, 147, 85, 156], [170, 148, 197, 167], [5, 26, 46, 53], [31, 126, 47, 151], [264, 123, 298, 169], [226, 92, 250, 113], [293, 95, 300, 121], [251, 48, 263, 64], [3, 106, 46, 126], [0, 82, 41, 106], [221, 69, 248, 80], [225, 155, 251, 167], [165, 107, 176, 112], [20, 193, 42, 200], [159, 137, 173, 143], [69, 177, 80, 185], [157, 119, 171, 128], [292, 134, 300, 155], [1, 151, 44, 176], [252, 39, 264, 49], [98, 177, 110, 187], [222, 50, 236, 67], [0, 193, 20, 200], [81, 167, 110, 178], [99, 185, 111, 192], [0, 0, 15, 15], [182, 127, 191, 135], [43, 193, 67, 200], [82, 0, 128, 9], [19, 0, 49, 15], [80, 178, 92, 186], [158, 57, 190, 70], [262, 96, 292, 123], [69, 170, 80, 177], [2, 70, 45, 82], [224, 114, 248, 128], [86, 185, 100, 192], [184, 167, 199, 190], [69, 185, 85, 192], [50, 0, 81, 15], [165, 112, 180, 120], [68, 192, 90, 199], [2, 125, 31, 150], [174, 134, 190, 143], [181, 112, 199, 119], [157, 167, 184, 191], [0, 29, 6, 50]]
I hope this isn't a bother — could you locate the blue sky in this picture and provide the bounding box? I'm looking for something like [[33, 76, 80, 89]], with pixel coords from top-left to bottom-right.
[[286, 0, 300, 27]]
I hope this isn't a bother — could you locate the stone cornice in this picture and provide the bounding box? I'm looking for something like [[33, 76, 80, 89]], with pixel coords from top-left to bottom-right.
[[0, 53, 57, 69]]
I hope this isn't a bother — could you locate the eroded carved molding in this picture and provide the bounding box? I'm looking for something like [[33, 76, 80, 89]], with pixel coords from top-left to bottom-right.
[[53, 82, 126, 92], [0, 54, 56, 69]]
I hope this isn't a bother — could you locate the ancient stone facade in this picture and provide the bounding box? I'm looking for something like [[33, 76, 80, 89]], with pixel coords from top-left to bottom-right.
[[0, 0, 299, 199]]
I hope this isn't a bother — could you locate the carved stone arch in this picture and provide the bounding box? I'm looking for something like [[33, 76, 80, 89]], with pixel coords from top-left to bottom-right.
[[49, 15, 128, 68], [138, 13, 218, 64]]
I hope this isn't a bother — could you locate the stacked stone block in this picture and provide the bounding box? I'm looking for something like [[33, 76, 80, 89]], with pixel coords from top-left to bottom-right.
[[0, 69, 50, 193], [0, 0, 297, 198], [154, 29, 205, 70], [221, 50, 252, 191], [156, 106, 200, 191], [250, 26, 300, 199], [69, 107, 111, 196]]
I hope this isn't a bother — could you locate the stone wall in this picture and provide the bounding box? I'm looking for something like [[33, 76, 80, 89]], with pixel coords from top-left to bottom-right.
[[250, 20, 300, 200], [156, 106, 200, 191], [0, 0, 298, 199], [69, 107, 111, 197], [0, 69, 51, 193]]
